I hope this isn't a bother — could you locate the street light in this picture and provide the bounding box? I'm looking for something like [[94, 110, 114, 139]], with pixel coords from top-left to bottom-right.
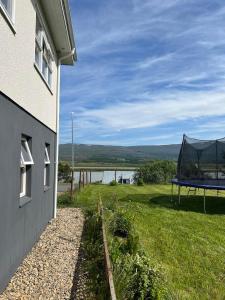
[[71, 112, 75, 199]]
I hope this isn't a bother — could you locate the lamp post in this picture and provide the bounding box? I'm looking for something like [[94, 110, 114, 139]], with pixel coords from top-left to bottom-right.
[[71, 112, 75, 199]]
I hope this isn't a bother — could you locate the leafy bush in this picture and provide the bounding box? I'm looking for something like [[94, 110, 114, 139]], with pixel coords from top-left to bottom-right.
[[110, 179, 118, 186], [58, 161, 71, 182], [109, 212, 139, 258], [107, 210, 169, 299], [57, 192, 72, 206], [109, 212, 132, 238], [137, 178, 144, 186], [134, 160, 176, 184], [114, 253, 169, 300]]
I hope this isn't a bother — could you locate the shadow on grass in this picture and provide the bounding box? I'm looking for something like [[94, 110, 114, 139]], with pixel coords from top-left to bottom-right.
[[120, 192, 225, 215]]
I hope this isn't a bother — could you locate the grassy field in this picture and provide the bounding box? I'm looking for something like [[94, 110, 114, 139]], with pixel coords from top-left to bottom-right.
[[75, 184, 225, 299]]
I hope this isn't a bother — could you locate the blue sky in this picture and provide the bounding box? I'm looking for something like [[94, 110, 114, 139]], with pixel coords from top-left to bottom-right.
[[60, 0, 225, 146]]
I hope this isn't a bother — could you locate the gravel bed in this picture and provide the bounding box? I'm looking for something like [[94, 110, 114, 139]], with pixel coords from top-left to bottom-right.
[[0, 208, 89, 300]]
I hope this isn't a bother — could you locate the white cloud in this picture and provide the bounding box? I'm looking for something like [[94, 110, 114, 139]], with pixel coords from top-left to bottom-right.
[[79, 90, 225, 131], [136, 53, 174, 69]]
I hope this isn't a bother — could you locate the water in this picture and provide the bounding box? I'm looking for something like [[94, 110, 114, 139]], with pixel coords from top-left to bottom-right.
[[73, 170, 135, 184]]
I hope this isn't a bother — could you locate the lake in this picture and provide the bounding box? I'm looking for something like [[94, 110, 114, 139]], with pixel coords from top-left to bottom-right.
[[73, 170, 135, 184]]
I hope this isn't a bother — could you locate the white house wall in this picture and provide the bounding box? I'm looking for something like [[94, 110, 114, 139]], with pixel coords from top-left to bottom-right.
[[0, 0, 58, 132]]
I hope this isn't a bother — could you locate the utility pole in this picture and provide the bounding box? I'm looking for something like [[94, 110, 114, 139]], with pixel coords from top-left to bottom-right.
[[71, 112, 75, 199]]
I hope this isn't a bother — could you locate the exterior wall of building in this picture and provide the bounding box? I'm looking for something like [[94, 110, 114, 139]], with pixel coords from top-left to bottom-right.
[[0, 0, 58, 132], [0, 92, 56, 293]]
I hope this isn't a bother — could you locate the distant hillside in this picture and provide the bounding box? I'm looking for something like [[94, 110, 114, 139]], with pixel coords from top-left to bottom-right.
[[59, 143, 181, 166]]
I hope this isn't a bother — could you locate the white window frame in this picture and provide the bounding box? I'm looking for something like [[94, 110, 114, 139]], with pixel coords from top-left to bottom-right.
[[20, 138, 34, 198], [35, 13, 53, 89], [0, 0, 15, 27], [44, 146, 50, 186], [20, 166, 26, 198], [21, 139, 34, 165]]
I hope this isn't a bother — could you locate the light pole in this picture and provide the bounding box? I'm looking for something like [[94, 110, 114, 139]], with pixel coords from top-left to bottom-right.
[[71, 112, 75, 199]]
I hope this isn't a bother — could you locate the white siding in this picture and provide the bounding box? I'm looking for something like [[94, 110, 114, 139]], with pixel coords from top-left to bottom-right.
[[0, 0, 58, 132]]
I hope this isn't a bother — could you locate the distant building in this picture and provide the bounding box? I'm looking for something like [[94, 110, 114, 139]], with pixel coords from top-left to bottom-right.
[[0, 0, 76, 292]]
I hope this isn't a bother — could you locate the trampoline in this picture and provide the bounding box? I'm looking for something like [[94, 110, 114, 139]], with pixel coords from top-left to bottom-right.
[[171, 135, 225, 213]]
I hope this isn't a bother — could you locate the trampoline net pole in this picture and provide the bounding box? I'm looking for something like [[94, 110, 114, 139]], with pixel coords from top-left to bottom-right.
[[216, 140, 218, 181], [203, 189, 206, 214], [171, 183, 174, 202], [178, 185, 181, 205]]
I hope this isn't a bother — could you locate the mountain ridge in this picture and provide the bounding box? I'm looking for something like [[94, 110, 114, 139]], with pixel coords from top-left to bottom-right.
[[59, 143, 181, 165]]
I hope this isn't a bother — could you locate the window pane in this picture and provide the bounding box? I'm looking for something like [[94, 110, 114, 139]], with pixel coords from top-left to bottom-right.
[[0, 0, 12, 17], [44, 146, 50, 164], [21, 141, 30, 162], [20, 167, 26, 196], [44, 164, 50, 186], [42, 57, 48, 80], [44, 165, 47, 186], [35, 44, 40, 67], [48, 68, 52, 87], [21, 139, 33, 165], [36, 16, 42, 38]]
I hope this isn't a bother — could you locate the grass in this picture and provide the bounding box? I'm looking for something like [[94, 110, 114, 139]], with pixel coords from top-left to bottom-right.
[[74, 184, 225, 299]]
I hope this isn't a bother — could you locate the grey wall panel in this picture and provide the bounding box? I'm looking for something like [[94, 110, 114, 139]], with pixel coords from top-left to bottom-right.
[[0, 92, 56, 293]]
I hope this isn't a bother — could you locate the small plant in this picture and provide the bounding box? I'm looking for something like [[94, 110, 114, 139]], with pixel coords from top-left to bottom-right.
[[57, 192, 72, 206], [137, 178, 144, 186], [110, 180, 118, 186], [105, 193, 118, 212], [114, 253, 169, 300], [109, 212, 132, 238], [125, 231, 139, 254]]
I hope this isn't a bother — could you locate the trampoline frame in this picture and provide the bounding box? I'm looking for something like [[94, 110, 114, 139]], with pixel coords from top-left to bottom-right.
[[171, 179, 225, 213]]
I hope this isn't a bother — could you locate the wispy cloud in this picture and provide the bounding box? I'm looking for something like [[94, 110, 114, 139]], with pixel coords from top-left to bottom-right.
[[79, 90, 225, 130]]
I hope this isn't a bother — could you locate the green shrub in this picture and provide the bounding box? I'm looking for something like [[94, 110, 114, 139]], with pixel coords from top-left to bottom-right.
[[110, 180, 118, 186], [137, 178, 144, 186], [57, 192, 72, 206], [107, 209, 169, 299], [114, 253, 169, 300], [58, 161, 71, 182], [109, 212, 132, 238], [134, 160, 176, 184], [125, 231, 139, 254], [109, 212, 139, 257]]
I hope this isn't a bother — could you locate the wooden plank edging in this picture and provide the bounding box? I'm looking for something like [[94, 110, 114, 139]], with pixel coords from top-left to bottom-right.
[[99, 198, 117, 300]]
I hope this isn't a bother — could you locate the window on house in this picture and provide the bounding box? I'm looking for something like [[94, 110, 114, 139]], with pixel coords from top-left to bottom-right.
[[44, 144, 50, 187], [35, 14, 53, 88], [20, 137, 33, 198], [0, 0, 13, 20], [35, 17, 42, 68]]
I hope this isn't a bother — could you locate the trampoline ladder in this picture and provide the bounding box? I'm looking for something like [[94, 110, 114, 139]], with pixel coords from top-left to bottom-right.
[[187, 187, 197, 197]]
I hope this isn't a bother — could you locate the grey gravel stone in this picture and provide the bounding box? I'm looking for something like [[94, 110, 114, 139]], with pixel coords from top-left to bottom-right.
[[0, 208, 89, 300]]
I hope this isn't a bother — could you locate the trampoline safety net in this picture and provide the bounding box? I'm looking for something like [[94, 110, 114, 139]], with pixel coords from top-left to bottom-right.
[[177, 135, 225, 184]]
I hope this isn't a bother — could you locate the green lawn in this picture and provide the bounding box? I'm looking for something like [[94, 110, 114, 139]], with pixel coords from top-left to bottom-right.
[[75, 184, 225, 299]]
